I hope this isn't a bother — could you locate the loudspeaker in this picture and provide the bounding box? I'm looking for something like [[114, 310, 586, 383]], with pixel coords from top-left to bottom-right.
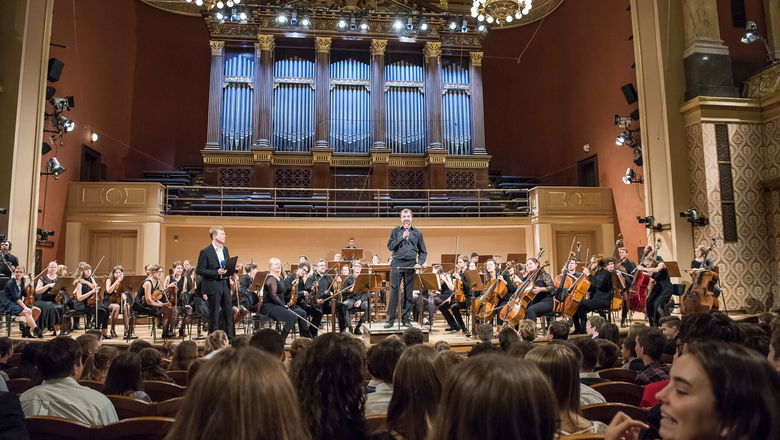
[[46, 86, 56, 100], [621, 83, 638, 105], [42, 142, 52, 155], [47, 58, 64, 82], [630, 109, 640, 121]]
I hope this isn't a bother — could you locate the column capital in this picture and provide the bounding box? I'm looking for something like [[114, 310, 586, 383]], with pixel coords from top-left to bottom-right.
[[370, 39, 388, 56], [470, 51, 484, 67], [257, 34, 275, 52], [209, 40, 224, 56], [424, 41, 442, 59], [315, 37, 332, 53]]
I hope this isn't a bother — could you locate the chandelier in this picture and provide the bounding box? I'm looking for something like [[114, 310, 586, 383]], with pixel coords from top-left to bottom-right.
[[471, 0, 532, 26]]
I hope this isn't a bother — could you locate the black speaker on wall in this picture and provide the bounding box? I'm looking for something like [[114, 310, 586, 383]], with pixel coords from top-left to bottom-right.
[[621, 83, 638, 105], [47, 58, 64, 82]]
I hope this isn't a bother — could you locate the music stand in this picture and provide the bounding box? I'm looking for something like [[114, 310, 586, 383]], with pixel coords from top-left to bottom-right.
[[117, 275, 147, 302], [440, 254, 457, 264], [342, 248, 363, 261], [664, 261, 681, 278], [224, 256, 238, 275], [507, 253, 527, 263], [464, 270, 484, 291], [250, 271, 269, 292], [367, 264, 390, 323], [328, 261, 344, 273], [477, 255, 491, 263], [413, 272, 439, 291]]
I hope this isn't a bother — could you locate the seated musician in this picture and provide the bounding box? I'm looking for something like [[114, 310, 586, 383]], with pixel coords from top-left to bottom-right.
[[294, 262, 321, 337], [34, 261, 63, 336], [617, 247, 636, 326], [184, 259, 209, 339], [104, 265, 132, 339], [239, 263, 260, 313], [71, 263, 110, 339], [520, 258, 555, 321], [573, 257, 614, 334], [443, 255, 472, 335], [313, 259, 348, 332], [690, 245, 720, 297], [342, 260, 370, 335], [164, 261, 191, 338], [261, 257, 312, 339], [132, 264, 177, 339], [346, 237, 357, 249], [424, 264, 454, 329], [0, 266, 42, 338], [556, 259, 581, 301], [637, 247, 673, 327], [483, 258, 510, 313], [230, 263, 249, 326]]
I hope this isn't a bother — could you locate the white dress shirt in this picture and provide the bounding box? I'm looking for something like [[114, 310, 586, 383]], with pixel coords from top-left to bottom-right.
[[364, 381, 393, 416], [579, 383, 606, 406], [213, 243, 226, 264], [20, 376, 118, 426]]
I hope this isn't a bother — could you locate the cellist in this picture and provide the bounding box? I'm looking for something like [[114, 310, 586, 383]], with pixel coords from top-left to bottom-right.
[[573, 257, 614, 334], [617, 247, 636, 326], [443, 254, 471, 335], [521, 257, 555, 321], [636, 246, 673, 327], [690, 245, 720, 297]]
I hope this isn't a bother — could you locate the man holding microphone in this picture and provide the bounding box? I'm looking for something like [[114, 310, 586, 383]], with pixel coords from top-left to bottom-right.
[[385, 209, 427, 328], [196, 226, 235, 341]]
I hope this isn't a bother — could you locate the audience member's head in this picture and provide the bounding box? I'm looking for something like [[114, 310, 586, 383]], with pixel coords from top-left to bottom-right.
[[76, 334, 99, 361], [572, 337, 600, 372], [506, 341, 535, 359], [659, 315, 681, 340], [548, 320, 569, 340], [0, 337, 13, 363], [585, 316, 604, 336], [103, 352, 144, 397], [428, 354, 557, 440], [16, 341, 43, 379], [477, 323, 494, 343], [655, 342, 780, 440], [37, 337, 83, 381], [769, 329, 780, 373], [595, 339, 619, 369], [129, 339, 152, 354], [434, 349, 464, 374], [291, 332, 366, 440], [736, 322, 770, 357], [386, 345, 444, 440], [250, 329, 285, 360], [367, 336, 405, 384], [289, 337, 312, 361], [187, 358, 205, 385], [139, 347, 170, 382], [519, 319, 537, 342], [434, 340, 451, 352], [526, 343, 583, 429], [677, 312, 740, 349], [597, 322, 620, 346], [498, 327, 519, 352], [636, 327, 665, 363], [622, 323, 648, 361], [467, 342, 500, 358], [166, 347, 309, 440], [231, 334, 251, 349], [205, 330, 229, 355], [81, 346, 118, 382], [170, 340, 199, 371], [402, 327, 424, 346]]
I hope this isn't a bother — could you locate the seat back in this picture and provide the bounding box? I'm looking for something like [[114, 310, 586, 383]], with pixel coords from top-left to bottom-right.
[[107, 395, 154, 420], [78, 380, 104, 392], [559, 435, 606, 440], [94, 416, 175, 440], [590, 381, 644, 406], [166, 370, 188, 387], [142, 380, 185, 402], [581, 403, 647, 425], [7, 377, 33, 395], [365, 414, 387, 435], [25, 416, 91, 440], [154, 397, 184, 418], [596, 367, 637, 382]]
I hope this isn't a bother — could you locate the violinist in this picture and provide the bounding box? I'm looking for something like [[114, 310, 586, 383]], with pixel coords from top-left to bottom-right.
[[0, 266, 42, 338], [313, 259, 348, 332], [34, 261, 63, 336], [184, 259, 209, 338], [229, 263, 249, 325], [520, 258, 555, 321], [690, 245, 719, 297], [294, 262, 321, 337], [261, 258, 311, 339], [132, 264, 177, 339], [165, 261, 191, 338], [104, 265, 131, 339], [442, 255, 471, 335], [636, 246, 673, 327], [342, 260, 370, 335], [617, 247, 636, 327], [72, 263, 110, 338], [573, 257, 614, 334]]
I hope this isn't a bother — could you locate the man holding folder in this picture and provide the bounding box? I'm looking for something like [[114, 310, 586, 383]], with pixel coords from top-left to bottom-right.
[[197, 225, 236, 340]]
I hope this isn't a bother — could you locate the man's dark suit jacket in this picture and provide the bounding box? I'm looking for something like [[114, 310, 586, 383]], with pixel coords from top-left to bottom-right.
[[196, 244, 234, 296]]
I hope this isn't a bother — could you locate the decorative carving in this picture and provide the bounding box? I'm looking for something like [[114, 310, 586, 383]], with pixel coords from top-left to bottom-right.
[[370, 39, 388, 56], [203, 151, 253, 165], [210, 40, 225, 56], [744, 62, 780, 99], [424, 41, 442, 58], [315, 37, 332, 53], [275, 168, 312, 198], [218, 168, 252, 187], [447, 170, 476, 189], [257, 34, 275, 52], [470, 51, 483, 67], [254, 42, 263, 57], [390, 169, 426, 198], [439, 33, 483, 48]]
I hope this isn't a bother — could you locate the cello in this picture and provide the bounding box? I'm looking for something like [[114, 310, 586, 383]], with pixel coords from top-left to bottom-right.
[[628, 239, 661, 313], [610, 235, 628, 312], [682, 238, 719, 315], [553, 240, 580, 303], [563, 254, 601, 319], [473, 260, 509, 320], [499, 249, 545, 325]]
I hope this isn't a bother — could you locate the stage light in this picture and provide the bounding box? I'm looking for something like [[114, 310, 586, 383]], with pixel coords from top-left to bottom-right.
[[226, 0, 233, 6], [51, 96, 75, 111], [301, 16, 310, 26], [337, 18, 348, 29], [622, 168, 643, 185], [238, 10, 247, 20], [741, 20, 759, 44], [216, 11, 224, 20], [91, 132, 99, 142], [216, 1, 224, 8], [195, 0, 203, 5], [290, 11, 298, 25], [360, 19, 369, 30], [477, 24, 487, 33], [277, 11, 288, 24], [393, 18, 404, 31], [419, 19, 428, 32], [36, 228, 55, 241], [680, 208, 709, 226], [615, 131, 629, 145], [46, 157, 66, 178], [448, 19, 457, 31]]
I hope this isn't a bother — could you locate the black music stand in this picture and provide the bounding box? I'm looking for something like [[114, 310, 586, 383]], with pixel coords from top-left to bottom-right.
[[223, 256, 238, 276], [117, 275, 147, 303], [463, 270, 484, 292], [342, 248, 363, 261], [352, 273, 374, 325], [507, 253, 527, 263]]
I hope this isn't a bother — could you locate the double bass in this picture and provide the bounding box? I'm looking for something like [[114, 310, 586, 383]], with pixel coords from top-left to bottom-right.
[[628, 240, 662, 312], [682, 238, 719, 315]]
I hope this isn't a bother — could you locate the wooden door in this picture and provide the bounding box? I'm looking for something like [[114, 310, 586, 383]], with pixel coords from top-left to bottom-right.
[[89, 230, 137, 275], [554, 231, 595, 273]]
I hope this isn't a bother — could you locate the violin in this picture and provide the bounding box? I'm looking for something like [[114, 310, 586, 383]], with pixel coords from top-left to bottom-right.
[[23, 276, 34, 307], [452, 271, 466, 303], [288, 278, 298, 307], [682, 238, 719, 315]]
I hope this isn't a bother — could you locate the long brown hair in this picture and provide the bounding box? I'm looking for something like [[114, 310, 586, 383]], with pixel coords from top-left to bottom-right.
[[165, 347, 309, 440], [525, 343, 581, 426], [428, 354, 557, 440], [169, 340, 198, 371], [387, 345, 444, 440]]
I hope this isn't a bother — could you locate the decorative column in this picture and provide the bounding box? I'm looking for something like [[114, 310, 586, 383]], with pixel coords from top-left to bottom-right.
[[205, 40, 225, 150], [423, 41, 444, 150], [253, 35, 274, 148], [370, 39, 387, 150], [314, 37, 332, 149], [764, 0, 780, 61], [680, 0, 738, 99], [470, 51, 487, 155]]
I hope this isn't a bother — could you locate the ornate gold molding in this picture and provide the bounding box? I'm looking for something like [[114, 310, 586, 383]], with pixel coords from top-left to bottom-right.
[[470, 51, 484, 67], [370, 39, 388, 56], [744, 62, 780, 99], [202, 151, 253, 165], [272, 155, 314, 166], [315, 37, 332, 53], [528, 187, 614, 220], [424, 41, 442, 58], [254, 42, 263, 57], [389, 156, 427, 168], [210, 40, 225, 56], [257, 34, 275, 52], [201, 150, 492, 169], [444, 156, 491, 168], [332, 156, 372, 167], [679, 96, 762, 126]]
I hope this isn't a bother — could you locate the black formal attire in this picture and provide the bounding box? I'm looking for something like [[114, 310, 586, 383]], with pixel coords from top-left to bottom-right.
[[196, 243, 235, 340], [386, 225, 427, 324], [34, 275, 62, 331], [0, 279, 24, 316], [574, 269, 613, 333], [522, 270, 555, 321], [260, 274, 311, 339], [168, 275, 191, 334], [295, 275, 322, 336], [0, 253, 18, 286], [445, 270, 471, 332], [646, 260, 673, 327], [0, 392, 29, 440], [619, 257, 637, 324], [433, 275, 459, 330], [190, 275, 210, 319], [663, 335, 679, 356], [73, 277, 109, 329], [239, 274, 260, 312], [314, 272, 348, 331], [343, 274, 370, 330]]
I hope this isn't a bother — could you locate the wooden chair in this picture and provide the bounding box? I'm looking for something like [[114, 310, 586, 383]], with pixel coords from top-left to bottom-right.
[[590, 381, 644, 406], [365, 414, 387, 435], [107, 395, 154, 420], [7, 377, 33, 395], [24, 416, 91, 440], [581, 403, 648, 425], [95, 416, 175, 440], [154, 397, 184, 418], [78, 380, 104, 392], [142, 380, 186, 402], [559, 435, 605, 440], [596, 367, 638, 383], [4, 366, 19, 379], [166, 370, 188, 386]]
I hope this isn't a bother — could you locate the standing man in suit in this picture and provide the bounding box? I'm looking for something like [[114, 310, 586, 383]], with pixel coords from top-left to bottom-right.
[[196, 226, 235, 340], [385, 209, 427, 328]]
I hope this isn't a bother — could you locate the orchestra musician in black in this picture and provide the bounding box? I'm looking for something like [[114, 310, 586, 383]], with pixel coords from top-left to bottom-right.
[[385, 209, 427, 328]]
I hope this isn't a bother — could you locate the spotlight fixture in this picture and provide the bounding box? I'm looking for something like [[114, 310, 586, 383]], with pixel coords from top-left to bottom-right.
[[741, 20, 759, 44], [680, 209, 709, 226], [50, 96, 75, 111], [419, 18, 428, 32], [36, 228, 55, 242], [393, 18, 404, 31], [637, 215, 665, 231], [91, 132, 99, 142], [276, 11, 288, 24], [461, 18, 468, 33], [448, 18, 458, 31], [301, 16, 311, 26], [615, 130, 629, 146], [43, 157, 66, 179], [53, 115, 75, 133], [359, 18, 369, 30], [337, 17, 348, 29], [621, 167, 643, 185], [614, 114, 631, 127], [290, 11, 298, 25]]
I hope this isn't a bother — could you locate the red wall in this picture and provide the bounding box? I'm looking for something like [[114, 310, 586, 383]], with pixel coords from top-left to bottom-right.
[[481, 0, 647, 252]]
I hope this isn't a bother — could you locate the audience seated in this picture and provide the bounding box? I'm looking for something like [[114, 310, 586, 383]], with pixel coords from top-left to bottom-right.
[[102, 352, 151, 402], [586, 316, 605, 339], [291, 332, 366, 440], [621, 324, 647, 372], [139, 347, 173, 383], [573, 338, 608, 386], [165, 347, 308, 440], [186, 358, 205, 385], [128, 339, 152, 354], [658, 316, 680, 356], [204, 330, 228, 359], [506, 341, 535, 358], [547, 340, 606, 406], [231, 334, 251, 348], [402, 327, 424, 346], [428, 354, 557, 440], [434, 349, 463, 373], [288, 337, 312, 362], [365, 336, 404, 416], [476, 323, 494, 343], [20, 337, 117, 425], [526, 344, 607, 436], [169, 340, 198, 371], [81, 346, 118, 382], [15, 342, 42, 381], [76, 334, 100, 359], [518, 319, 537, 342], [467, 341, 500, 357], [433, 340, 450, 352], [547, 320, 569, 340], [737, 322, 770, 357], [249, 328, 285, 361], [0, 338, 12, 382], [598, 322, 621, 346], [634, 328, 669, 386], [595, 339, 620, 369], [497, 327, 519, 352]]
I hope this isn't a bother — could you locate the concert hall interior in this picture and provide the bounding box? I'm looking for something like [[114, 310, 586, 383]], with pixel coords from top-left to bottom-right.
[[2, 0, 780, 438]]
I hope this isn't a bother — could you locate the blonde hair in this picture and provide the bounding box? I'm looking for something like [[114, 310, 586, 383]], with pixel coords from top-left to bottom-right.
[[206, 330, 228, 354], [208, 225, 224, 238]]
